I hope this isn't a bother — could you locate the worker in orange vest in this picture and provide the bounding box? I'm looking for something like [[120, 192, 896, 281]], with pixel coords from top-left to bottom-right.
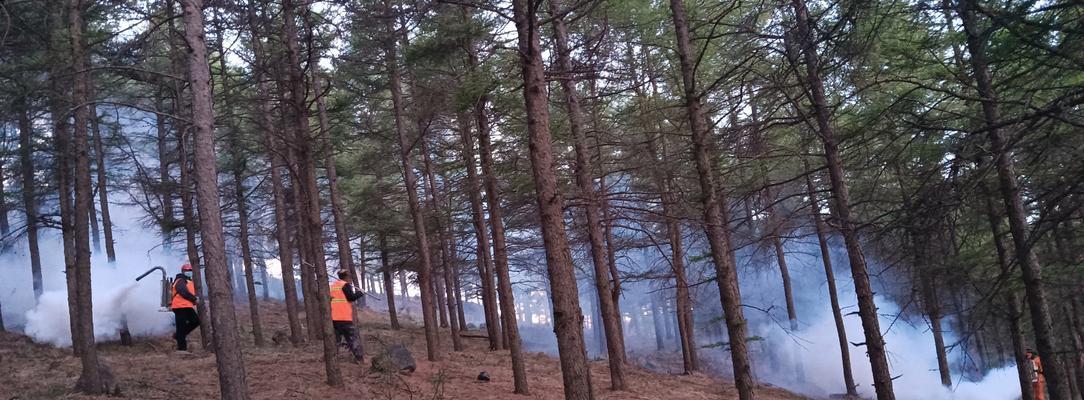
[[330, 269, 364, 363], [171, 264, 200, 352], [1027, 349, 1045, 400]]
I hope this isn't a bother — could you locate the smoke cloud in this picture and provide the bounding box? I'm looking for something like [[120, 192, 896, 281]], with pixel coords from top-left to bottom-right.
[[1, 204, 181, 346], [737, 238, 1022, 400]]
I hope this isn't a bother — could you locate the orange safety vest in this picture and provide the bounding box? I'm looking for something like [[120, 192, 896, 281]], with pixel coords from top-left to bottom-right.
[[171, 279, 196, 310], [330, 280, 353, 322]]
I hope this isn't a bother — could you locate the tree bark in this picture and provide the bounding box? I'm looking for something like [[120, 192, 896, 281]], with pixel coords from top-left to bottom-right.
[[68, 1, 107, 392], [958, 1, 1069, 398], [789, 0, 895, 396], [178, 128, 213, 349], [215, 13, 264, 347], [511, 0, 591, 397], [668, 1, 755, 397], [316, 76, 361, 310], [154, 94, 174, 245], [17, 101, 43, 301], [804, 169, 857, 395], [476, 89, 528, 396], [282, 0, 342, 386], [457, 15, 502, 349], [89, 100, 115, 262], [548, 0, 625, 388], [248, 2, 302, 343], [380, 233, 400, 330], [178, 0, 250, 397], [421, 139, 463, 350], [383, 0, 440, 361], [980, 182, 1035, 400]]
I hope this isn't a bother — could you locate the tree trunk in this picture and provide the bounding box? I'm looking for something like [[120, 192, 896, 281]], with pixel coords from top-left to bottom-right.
[[981, 183, 1036, 400], [788, 0, 894, 397], [548, 0, 625, 388], [511, 0, 591, 397], [421, 139, 463, 351], [178, 0, 250, 397], [0, 158, 7, 236], [178, 128, 213, 349], [17, 101, 43, 301], [247, 3, 303, 344], [88, 100, 115, 262], [668, 1, 755, 397], [281, 0, 342, 386], [476, 91, 528, 395], [380, 233, 400, 330], [155, 95, 174, 244], [383, 0, 440, 361], [316, 76, 361, 310], [804, 170, 857, 395], [958, 2, 1069, 398], [48, 5, 80, 354], [457, 28, 502, 349], [215, 15, 264, 347], [68, 1, 107, 392], [457, 13, 502, 346]]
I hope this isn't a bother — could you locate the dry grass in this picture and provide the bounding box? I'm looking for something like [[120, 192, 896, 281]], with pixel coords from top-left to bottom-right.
[[0, 301, 807, 399]]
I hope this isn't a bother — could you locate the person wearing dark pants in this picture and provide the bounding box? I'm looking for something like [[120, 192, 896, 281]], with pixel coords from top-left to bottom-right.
[[171, 264, 200, 352], [330, 269, 364, 363]]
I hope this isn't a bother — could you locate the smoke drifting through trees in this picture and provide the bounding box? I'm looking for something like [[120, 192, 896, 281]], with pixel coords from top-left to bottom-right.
[[1, 0, 1082, 399]]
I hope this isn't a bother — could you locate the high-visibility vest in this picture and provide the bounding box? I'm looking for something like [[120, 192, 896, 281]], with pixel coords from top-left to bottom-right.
[[330, 280, 353, 322], [171, 279, 196, 310]]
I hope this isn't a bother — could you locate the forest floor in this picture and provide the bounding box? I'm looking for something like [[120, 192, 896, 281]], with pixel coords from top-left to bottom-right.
[[0, 300, 808, 399]]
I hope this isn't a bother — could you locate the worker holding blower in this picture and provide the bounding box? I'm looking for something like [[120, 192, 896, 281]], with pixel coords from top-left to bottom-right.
[[171, 264, 200, 352], [330, 269, 364, 363], [1027, 349, 1045, 400]]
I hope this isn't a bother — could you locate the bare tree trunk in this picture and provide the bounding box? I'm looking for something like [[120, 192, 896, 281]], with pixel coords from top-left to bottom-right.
[[248, 3, 302, 344], [669, 1, 755, 397], [477, 93, 528, 394], [511, 0, 591, 397], [155, 95, 174, 244], [548, 0, 625, 388], [380, 233, 400, 330], [457, 21, 502, 346], [958, 2, 1069, 398], [457, 22, 502, 349], [215, 13, 264, 347], [178, 130, 213, 349], [980, 183, 1035, 400], [68, 1, 107, 392], [178, 0, 250, 397], [87, 161, 100, 252], [383, 0, 440, 361], [804, 169, 857, 395], [48, 6, 80, 353], [281, 0, 342, 386], [788, 0, 894, 396], [17, 101, 43, 301], [421, 139, 463, 350], [316, 76, 360, 310], [89, 100, 115, 262], [651, 294, 665, 351], [0, 159, 7, 236]]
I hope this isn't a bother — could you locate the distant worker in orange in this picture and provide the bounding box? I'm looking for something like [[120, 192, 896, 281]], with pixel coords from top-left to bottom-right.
[[171, 264, 200, 352], [1027, 349, 1045, 400], [330, 269, 364, 363]]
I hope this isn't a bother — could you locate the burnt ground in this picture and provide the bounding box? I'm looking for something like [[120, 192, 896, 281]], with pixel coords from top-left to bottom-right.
[[0, 301, 807, 399]]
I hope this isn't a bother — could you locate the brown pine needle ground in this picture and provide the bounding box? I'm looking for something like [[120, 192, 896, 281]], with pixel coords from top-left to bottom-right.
[[0, 301, 807, 399]]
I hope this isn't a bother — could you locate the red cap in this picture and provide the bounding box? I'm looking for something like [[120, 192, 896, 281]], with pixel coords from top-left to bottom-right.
[[182, 264, 193, 272]]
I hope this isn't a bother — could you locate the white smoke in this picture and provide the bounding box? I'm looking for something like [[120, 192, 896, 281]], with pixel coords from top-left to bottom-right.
[[1, 204, 181, 346], [737, 238, 1022, 400]]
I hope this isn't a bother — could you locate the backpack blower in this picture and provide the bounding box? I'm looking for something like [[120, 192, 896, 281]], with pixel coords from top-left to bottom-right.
[[135, 266, 172, 312]]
